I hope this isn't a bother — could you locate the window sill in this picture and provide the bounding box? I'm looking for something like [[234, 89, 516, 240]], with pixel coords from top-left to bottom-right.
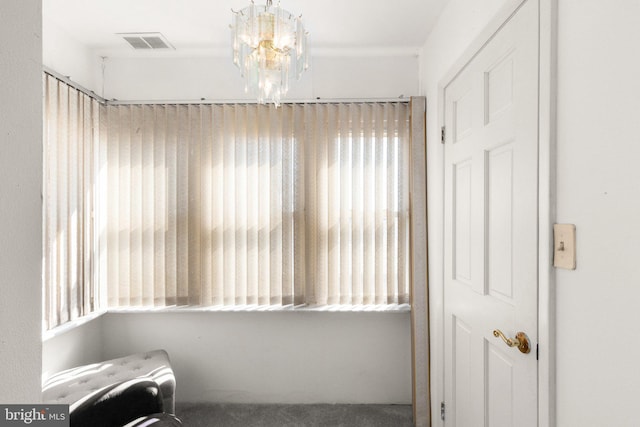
[[43, 303, 410, 341], [107, 303, 411, 314], [42, 310, 108, 342]]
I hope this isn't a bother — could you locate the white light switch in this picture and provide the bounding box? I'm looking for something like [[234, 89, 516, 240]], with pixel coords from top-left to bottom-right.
[[553, 224, 576, 270]]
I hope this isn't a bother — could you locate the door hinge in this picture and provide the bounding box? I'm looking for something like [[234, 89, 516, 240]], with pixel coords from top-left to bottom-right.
[[536, 344, 539, 361], [441, 126, 446, 144], [441, 401, 445, 421]]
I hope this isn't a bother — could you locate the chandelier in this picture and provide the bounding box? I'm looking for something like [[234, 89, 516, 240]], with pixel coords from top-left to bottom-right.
[[231, 0, 308, 106]]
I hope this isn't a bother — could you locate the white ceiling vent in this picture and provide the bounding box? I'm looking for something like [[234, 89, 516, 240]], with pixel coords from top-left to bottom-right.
[[118, 32, 175, 50]]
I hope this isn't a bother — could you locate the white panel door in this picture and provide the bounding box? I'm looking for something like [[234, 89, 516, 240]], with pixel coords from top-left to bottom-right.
[[443, 1, 539, 426]]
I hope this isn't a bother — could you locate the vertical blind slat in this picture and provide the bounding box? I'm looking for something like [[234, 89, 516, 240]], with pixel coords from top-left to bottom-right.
[[245, 105, 259, 305], [398, 104, 410, 304], [257, 105, 270, 305], [106, 105, 119, 306], [130, 105, 143, 306], [338, 103, 352, 305], [374, 103, 387, 305], [234, 106, 248, 305], [119, 106, 131, 307], [45, 75, 58, 328], [316, 104, 329, 305], [269, 105, 283, 305], [200, 104, 214, 306], [68, 88, 80, 321], [211, 105, 224, 305], [82, 96, 93, 314], [281, 105, 294, 306], [188, 105, 202, 305], [326, 103, 339, 306], [57, 83, 70, 324], [351, 104, 364, 305], [387, 103, 398, 304], [165, 105, 178, 306], [152, 105, 166, 306], [303, 104, 318, 305], [142, 105, 155, 306], [362, 104, 375, 304], [223, 104, 236, 305], [292, 104, 306, 306], [176, 105, 189, 305]]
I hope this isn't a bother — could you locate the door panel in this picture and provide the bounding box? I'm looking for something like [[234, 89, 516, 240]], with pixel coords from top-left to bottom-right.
[[485, 53, 515, 124], [487, 143, 514, 302], [486, 343, 515, 427], [453, 160, 472, 285], [443, 1, 539, 426], [454, 316, 473, 427]]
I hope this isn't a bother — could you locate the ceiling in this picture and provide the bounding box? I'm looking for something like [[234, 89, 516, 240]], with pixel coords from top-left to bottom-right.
[[43, 0, 449, 56]]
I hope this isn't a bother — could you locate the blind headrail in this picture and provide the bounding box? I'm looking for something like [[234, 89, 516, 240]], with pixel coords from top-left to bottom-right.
[[42, 67, 412, 107], [43, 67, 107, 104], [106, 97, 411, 106]]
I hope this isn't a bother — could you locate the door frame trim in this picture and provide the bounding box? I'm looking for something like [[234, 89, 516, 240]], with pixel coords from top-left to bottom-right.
[[435, 0, 557, 426], [537, 0, 557, 425], [409, 96, 430, 427]]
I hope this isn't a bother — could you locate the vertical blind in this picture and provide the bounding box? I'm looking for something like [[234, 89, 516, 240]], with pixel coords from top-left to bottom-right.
[[43, 74, 99, 329], [103, 102, 410, 308]]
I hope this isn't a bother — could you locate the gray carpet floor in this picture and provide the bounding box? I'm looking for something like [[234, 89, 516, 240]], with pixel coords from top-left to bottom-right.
[[174, 403, 413, 427]]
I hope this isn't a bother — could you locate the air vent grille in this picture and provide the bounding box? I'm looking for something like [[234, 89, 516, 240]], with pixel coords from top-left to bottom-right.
[[119, 32, 175, 50]]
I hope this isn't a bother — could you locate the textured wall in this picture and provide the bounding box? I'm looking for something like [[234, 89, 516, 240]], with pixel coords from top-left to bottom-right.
[[42, 318, 104, 382], [102, 311, 412, 404], [101, 55, 418, 102], [0, 0, 43, 403], [555, 1, 640, 425], [43, 19, 100, 92]]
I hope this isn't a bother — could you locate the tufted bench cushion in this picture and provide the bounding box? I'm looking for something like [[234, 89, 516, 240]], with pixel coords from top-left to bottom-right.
[[42, 350, 176, 414]]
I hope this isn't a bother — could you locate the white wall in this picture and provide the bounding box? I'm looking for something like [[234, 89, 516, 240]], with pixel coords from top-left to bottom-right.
[[422, 0, 640, 426], [0, 0, 43, 403], [42, 20, 101, 94], [102, 311, 412, 404], [41, 310, 412, 404], [418, 0, 515, 424], [102, 54, 418, 101], [555, 1, 640, 425], [42, 318, 104, 382]]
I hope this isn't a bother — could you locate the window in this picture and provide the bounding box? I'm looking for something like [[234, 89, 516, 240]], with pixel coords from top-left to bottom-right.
[[102, 102, 410, 308], [43, 89, 411, 329], [43, 74, 99, 329]]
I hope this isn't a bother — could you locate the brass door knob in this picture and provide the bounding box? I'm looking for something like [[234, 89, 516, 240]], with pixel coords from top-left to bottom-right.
[[492, 329, 531, 354]]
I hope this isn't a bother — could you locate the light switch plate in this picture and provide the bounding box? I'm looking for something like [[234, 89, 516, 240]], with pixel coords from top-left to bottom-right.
[[553, 224, 576, 270]]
